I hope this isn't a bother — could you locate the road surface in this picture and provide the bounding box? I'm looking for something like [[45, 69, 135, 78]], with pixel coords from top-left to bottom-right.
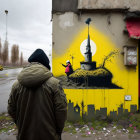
[[0, 68, 22, 113], [0, 132, 140, 140]]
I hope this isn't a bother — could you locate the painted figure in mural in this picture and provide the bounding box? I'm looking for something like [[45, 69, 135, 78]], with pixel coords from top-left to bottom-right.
[[8, 49, 67, 140], [62, 60, 73, 79]]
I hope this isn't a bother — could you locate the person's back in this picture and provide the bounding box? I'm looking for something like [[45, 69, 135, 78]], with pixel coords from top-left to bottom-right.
[[8, 49, 67, 140]]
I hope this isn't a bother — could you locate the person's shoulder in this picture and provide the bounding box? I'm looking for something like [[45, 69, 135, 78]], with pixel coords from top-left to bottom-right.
[[11, 81, 20, 94], [46, 76, 60, 88], [43, 76, 64, 94], [12, 81, 20, 90]]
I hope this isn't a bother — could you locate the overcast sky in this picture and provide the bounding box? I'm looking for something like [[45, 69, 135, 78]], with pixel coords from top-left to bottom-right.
[[0, 0, 52, 60]]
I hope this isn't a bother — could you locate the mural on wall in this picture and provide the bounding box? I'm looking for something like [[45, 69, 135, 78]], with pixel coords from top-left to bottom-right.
[[52, 16, 138, 117], [56, 18, 123, 89]]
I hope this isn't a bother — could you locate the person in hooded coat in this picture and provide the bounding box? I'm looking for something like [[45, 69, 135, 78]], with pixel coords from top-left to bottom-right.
[[8, 49, 67, 140]]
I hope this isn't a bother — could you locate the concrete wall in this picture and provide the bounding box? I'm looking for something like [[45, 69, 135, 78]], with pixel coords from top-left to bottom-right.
[[52, 0, 140, 13], [52, 0, 78, 13], [52, 11, 139, 119], [53, 12, 138, 55], [78, 0, 140, 11]]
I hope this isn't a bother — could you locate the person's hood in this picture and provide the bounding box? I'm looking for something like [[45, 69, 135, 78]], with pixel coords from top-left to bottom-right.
[[18, 63, 53, 88], [28, 49, 51, 70]]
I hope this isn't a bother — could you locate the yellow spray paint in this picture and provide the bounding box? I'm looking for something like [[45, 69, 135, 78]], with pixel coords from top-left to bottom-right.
[[52, 26, 138, 114]]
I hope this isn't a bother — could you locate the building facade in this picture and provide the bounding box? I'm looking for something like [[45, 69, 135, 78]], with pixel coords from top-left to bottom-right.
[[52, 0, 140, 120]]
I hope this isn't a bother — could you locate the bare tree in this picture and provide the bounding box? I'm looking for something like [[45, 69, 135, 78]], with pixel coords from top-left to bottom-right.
[[2, 40, 9, 65], [11, 44, 19, 65], [16, 45, 19, 64], [101, 50, 118, 68], [20, 52, 23, 66], [0, 38, 2, 62]]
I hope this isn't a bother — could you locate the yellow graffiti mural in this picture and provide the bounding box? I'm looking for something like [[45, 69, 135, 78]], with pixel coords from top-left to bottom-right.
[[52, 26, 138, 114]]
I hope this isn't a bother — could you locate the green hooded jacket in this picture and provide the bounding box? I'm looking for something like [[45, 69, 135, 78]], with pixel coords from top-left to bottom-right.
[[8, 63, 67, 140]]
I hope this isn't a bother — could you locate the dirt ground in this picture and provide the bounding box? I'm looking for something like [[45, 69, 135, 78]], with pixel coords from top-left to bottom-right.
[[1, 113, 140, 140], [0, 131, 140, 140]]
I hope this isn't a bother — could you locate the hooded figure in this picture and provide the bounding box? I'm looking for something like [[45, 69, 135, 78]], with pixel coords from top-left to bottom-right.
[[8, 49, 67, 140]]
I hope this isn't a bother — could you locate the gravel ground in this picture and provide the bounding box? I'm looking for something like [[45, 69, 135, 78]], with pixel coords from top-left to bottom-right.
[[1, 113, 140, 140], [0, 131, 140, 140]]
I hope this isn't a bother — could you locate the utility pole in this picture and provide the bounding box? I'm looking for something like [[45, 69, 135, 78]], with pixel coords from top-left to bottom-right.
[[5, 10, 8, 41], [3, 10, 9, 65]]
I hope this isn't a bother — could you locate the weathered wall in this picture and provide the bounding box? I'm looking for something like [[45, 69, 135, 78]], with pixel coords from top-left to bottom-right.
[[52, 0, 140, 13], [53, 12, 138, 56], [52, 0, 78, 13], [52, 12, 138, 119], [78, 0, 140, 11]]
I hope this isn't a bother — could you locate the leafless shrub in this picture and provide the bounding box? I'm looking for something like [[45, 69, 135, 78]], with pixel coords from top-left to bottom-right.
[[2, 40, 9, 65], [20, 52, 24, 66], [11, 44, 19, 65], [0, 38, 2, 61]]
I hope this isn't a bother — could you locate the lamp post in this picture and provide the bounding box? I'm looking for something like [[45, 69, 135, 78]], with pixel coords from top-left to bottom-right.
[[5, 10, 8, 41]]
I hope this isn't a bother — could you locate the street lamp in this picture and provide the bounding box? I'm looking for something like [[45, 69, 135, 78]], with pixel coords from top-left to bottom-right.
[[5, 10, 8, 41]]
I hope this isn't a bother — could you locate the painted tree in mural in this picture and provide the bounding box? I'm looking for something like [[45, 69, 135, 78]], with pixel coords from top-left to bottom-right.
[[2, 40, 9, 65], [101, 50, 118, 68]]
